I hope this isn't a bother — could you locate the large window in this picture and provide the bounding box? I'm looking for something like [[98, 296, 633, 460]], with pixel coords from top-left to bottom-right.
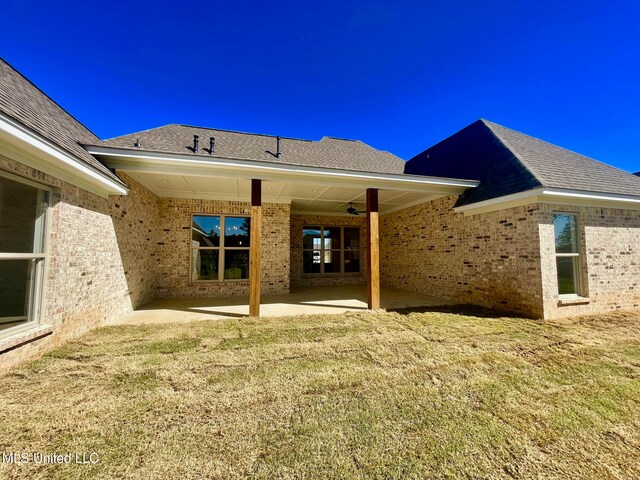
[[303, 226, 360, 275], [191, 215, 251, 281], [553, 213, 582, 296], [0, 172, 49, 334]]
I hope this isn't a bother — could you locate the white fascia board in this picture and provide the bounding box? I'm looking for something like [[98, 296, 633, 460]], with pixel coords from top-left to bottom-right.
[[0, 113, 127, 197], [454, 187, 640, 215], [540, 188, 640, 204], [453, 189, 544, 215], [86, 146, 479, 194]]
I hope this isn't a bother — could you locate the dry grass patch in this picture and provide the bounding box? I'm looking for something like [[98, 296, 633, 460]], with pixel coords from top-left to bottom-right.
[[1, 307, 639, 479]]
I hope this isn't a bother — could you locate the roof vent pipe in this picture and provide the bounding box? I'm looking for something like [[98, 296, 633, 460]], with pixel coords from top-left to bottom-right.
[[134, 138, 141, 148], [209, 137, 215, 155], [276, 136, 281, 158], [193, 135, 199, 153]]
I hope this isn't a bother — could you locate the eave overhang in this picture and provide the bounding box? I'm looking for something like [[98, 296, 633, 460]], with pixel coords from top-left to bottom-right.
[[454, 187, 640, 215], [85, 145, 479, 196], [0, 113, 127, 197]]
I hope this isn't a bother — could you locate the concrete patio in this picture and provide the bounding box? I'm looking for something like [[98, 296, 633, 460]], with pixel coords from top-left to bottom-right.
[[115, 285, 451, 325]]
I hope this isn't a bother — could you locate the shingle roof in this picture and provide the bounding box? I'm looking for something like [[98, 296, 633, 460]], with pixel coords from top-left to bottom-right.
[[405, 119, 640, 206], [0, 58, 124, 185], [96, 124, 406, 174]]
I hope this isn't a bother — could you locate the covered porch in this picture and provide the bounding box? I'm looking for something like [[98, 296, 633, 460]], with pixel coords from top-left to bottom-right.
[[88, 138, 477, 318], [115, 285, 451, 324]]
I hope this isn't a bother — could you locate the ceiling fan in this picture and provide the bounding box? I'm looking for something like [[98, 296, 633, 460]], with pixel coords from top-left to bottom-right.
[[346, 203, 365, 216]]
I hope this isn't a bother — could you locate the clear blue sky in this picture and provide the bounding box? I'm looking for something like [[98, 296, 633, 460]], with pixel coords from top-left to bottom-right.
[[2, 1, 639, 171]]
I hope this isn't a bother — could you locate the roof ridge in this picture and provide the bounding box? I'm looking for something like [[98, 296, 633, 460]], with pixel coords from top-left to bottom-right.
[[104, 123, 405, 162], [0, 56, 100, 141], [481, 119, 640, 181], [321, 135, 358, 142], [102, 123, 177, 141], [337, 137, 404, 161], [177, 124, 314, 142], [478, 119, 545, 187]]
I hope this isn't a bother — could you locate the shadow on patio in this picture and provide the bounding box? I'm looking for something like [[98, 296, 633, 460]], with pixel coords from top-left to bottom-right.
[[115, 285, 451, 325]]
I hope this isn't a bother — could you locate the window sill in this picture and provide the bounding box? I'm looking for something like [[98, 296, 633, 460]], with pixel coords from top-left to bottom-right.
[[557, 296, 591, 306], [302, 272, 363, 277], [190, 280, 250, 284], [0, 324, 53, 353]]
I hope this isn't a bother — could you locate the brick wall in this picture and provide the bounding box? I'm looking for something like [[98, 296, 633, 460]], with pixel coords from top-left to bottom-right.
[[0, 155, 159, 371], [539, 204, 640, 318], [380, 196, 544, 317], [381, 197, 640, 319], [156, 198, 290, 298], [290, 214, 367, 287], [3, 147, 638, 374], [46, 170, 159, 338]]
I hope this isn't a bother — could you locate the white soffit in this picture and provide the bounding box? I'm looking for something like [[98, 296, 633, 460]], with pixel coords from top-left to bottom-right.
[[0, 113, 126, 197], [123, 171, 446, 215], [86, 146, 478, 193], [86, 146, 479, 214], [454, 187, 640, 215]]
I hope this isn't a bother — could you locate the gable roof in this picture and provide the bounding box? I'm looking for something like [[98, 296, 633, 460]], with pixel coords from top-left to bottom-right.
[[405, 119, 640, 206], [94, 124, 406, 174], [0, 58, 124, 186]]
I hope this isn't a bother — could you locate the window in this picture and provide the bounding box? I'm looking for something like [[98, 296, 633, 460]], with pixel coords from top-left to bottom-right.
[[191, 215, 251, 281], [303, 226, 360, 274], [0, 172, 49, 334], [553, 213, 582, 296]]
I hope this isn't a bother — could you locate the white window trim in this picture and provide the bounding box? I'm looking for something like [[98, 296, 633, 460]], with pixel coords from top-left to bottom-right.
[[302, 225, 361, 276], [190, 214, 251, 283], [553, 212, 584, 298], [0, 170, 51, 339]]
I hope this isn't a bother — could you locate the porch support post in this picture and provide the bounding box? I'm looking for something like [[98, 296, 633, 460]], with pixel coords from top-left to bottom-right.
[[249, 179, 262, 317], [366, 188, 380, 310]]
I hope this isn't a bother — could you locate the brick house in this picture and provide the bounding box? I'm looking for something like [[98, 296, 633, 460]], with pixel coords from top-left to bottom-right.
[[1, 58, 639, 370]]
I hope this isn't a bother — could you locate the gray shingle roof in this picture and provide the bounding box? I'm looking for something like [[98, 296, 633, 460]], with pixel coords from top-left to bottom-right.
[[405, 119, 640, 206], [0, 58, 124, 185], [96, 124, 406, 174]]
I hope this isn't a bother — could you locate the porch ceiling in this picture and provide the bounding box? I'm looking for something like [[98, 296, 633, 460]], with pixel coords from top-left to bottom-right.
[[123, 171, 445, 215], [87, 146, 478, 215]]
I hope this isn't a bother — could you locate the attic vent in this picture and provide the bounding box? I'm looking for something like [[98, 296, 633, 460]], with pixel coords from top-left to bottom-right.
[[265, 136, 282, 158], [193, 135, 199, 153], [134, 138, 141, 148], [209, 137, 215, 155]]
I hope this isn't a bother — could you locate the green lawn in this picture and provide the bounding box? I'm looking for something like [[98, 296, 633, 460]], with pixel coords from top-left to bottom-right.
[[1, 307, 639, 479]]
